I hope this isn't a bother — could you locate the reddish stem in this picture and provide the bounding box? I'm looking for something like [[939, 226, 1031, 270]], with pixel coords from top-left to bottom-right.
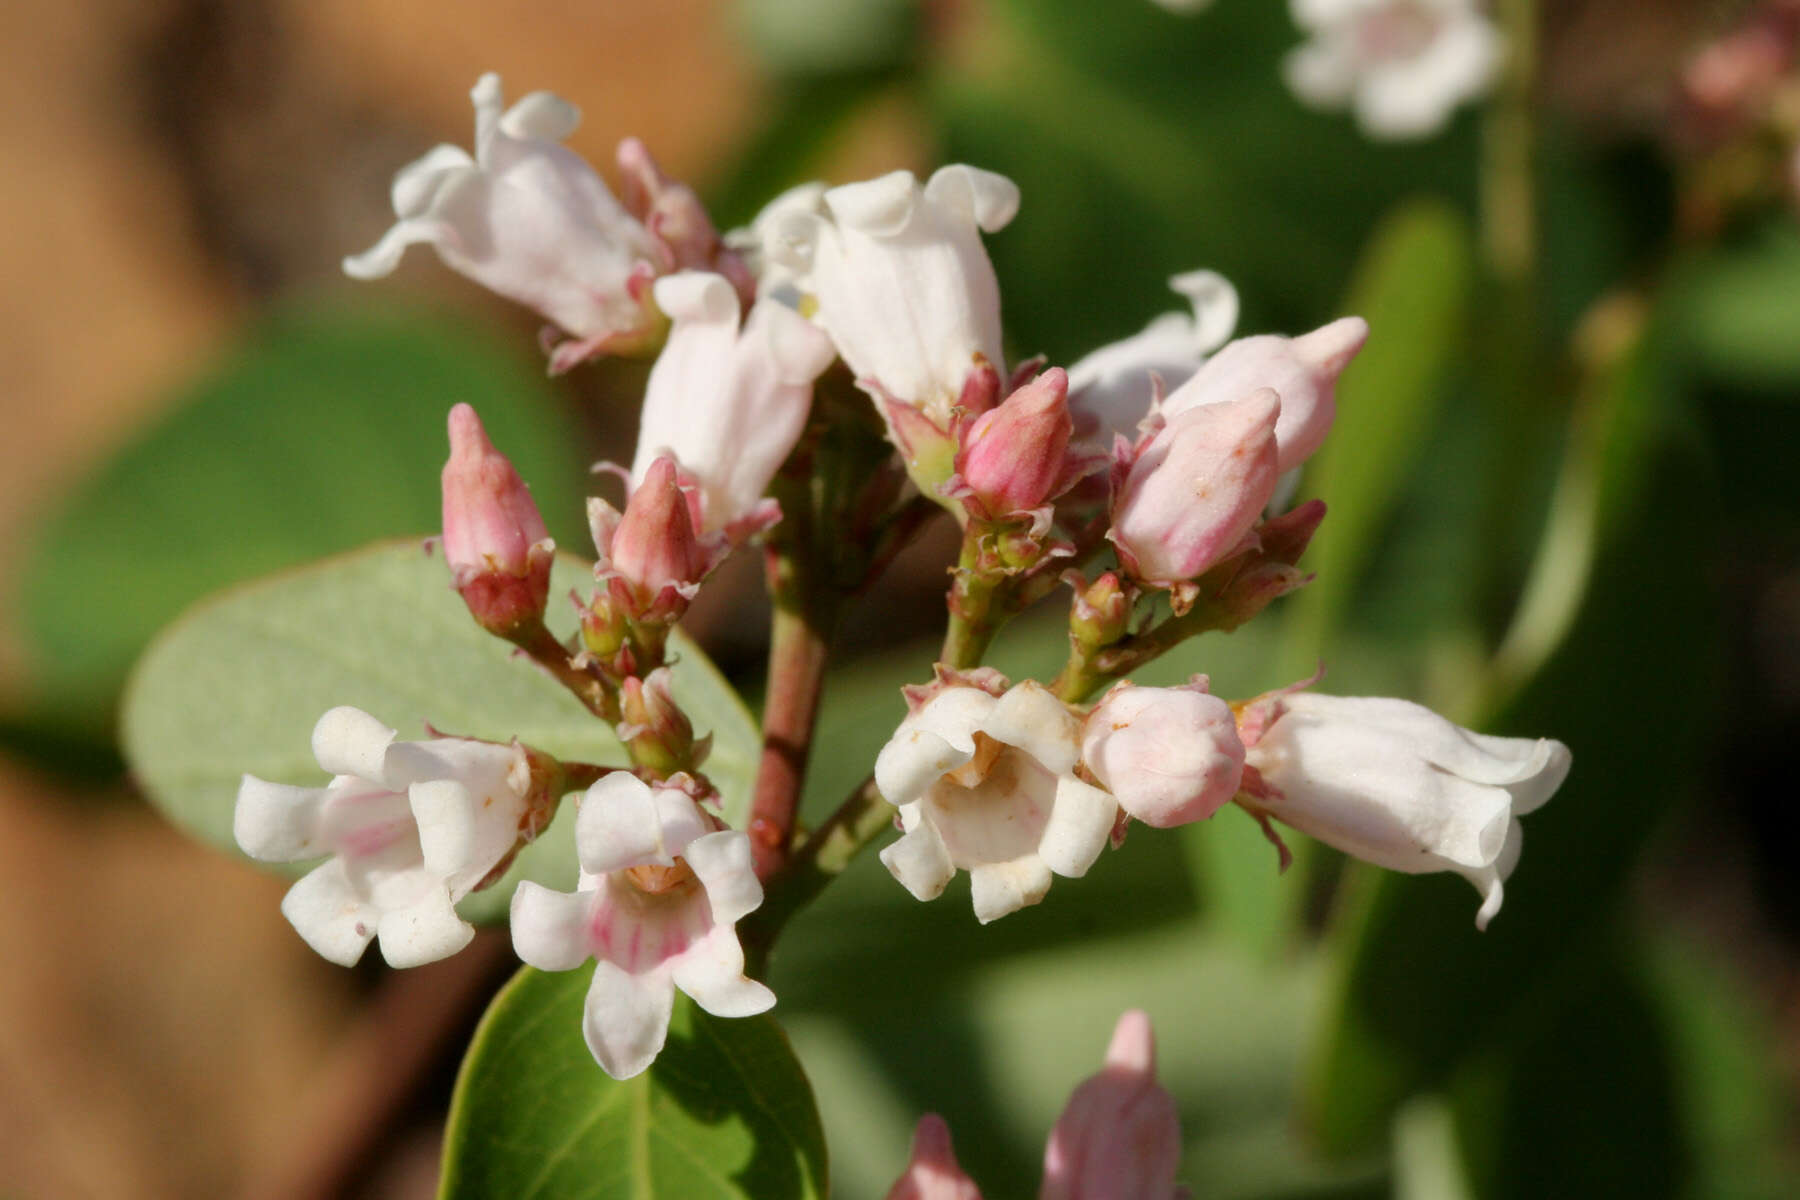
[[747, 604, 834, 879]]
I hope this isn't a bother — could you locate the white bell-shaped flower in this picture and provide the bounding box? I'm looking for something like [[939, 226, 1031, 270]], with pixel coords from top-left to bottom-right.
[[631, 271, 835, 538], [234, 706, 539, 968], [1284, 0, 1503, 140], [766, 165, 1019, 423], [876, 679, 1117, 924], [510, 774, 773, 1079], [343, 73, 662, 370], [1243, 692, 1571, 929]]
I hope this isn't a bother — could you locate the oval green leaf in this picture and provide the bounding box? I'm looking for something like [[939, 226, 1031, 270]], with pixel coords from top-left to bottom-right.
[[120, 541, 759, 922], [442, 966, 827, 1200]]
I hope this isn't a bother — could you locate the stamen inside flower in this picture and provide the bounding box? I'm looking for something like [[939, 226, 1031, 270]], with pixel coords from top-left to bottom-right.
[[946, 731, 1006, 788], [626, 857, 696, 894]]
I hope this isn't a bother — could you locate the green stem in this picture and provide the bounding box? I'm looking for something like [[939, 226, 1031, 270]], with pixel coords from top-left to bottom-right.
[[509, 619, 619, 723], [1050, 600, 1227, 704], [941, 533, 1005, 669], [740, 775, 894, 977]]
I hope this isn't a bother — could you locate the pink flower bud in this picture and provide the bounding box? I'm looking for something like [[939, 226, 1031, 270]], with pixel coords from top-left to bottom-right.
[[886, 1114, 984, 1200], [616, 138, 757, 304], [1164, 316, 1368, 473], [1069, 571, 1132, 651], [441, 403, 553, 635], [618, 667, 700, 776], [956, 367, 1074, 518], [1040, 1010, 1182, 1200], [609, 456, 707, 601], [1109, 388, 1281, 586], [1083, 682, 1245, 827]]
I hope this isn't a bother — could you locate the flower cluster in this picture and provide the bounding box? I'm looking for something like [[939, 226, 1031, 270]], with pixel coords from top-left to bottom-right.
[[231, 71, 1571, 1091]]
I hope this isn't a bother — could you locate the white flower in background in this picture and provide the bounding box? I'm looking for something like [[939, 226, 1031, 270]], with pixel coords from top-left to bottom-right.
[[765, 165, 1019, 423], [510, 774, 773, 1079], [1067, 269, 1240, 447], [343, 73, 662, 371], [876, 677, 1117, 923], [1240, 692, 1571, 929], [631, 271, 835, 538], [234, 707, 544, 968], [1284, 0, 1503, 140]]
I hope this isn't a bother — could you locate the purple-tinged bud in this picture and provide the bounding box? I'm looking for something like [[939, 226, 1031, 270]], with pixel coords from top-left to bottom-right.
[[616, 138, 757, 306], [441, 403, 554, 636], [1039, 1010, 1182, 1200], [1109, 388, 1281, 587], [1083, 680, 1245, 827], [609, 456, 708, 603], [618, 667, 703, 778], [957, 367, 1073, 518], [1164, 316, 1368, 473], [885, 1113, 984, 1200], [1068, 571, 1131, 651]]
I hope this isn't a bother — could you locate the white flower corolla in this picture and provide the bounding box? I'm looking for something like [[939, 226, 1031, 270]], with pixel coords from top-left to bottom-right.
[[631, 272, 835, 537], [726, 181, 829, 306], [234, 706, 541, 969], [1161, 315, 1369, 474], [1284, 0, 1503, 140], [876, 680, 1117, 924], [1243, 693, 1570, 929], [765, 165, 1019, 422], [343, 73, 662, 371], [510, 774, 773, 1079], [1067, 270, 1240, 448]]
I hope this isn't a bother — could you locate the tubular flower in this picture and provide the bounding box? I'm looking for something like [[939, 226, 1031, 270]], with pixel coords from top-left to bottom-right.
[[1240, 691, 1571, 929], [343, 73, 666, 372], [765, 165, 1019, 426], [1162, 316, 1369, 474], [1081, 680, 1246, 828], [1067, 270, 1240, 447], [876, 676, 1117, 924], [1284, 0, 1503, 140], [234, 706, 553, 968], [510, 774, 773, 1079], [631, 271, 835, 539]]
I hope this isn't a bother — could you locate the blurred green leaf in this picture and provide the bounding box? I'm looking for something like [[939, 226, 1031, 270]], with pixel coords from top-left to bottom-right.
[[120, 543, 758, 923], [1670, 220, 1800, 390], [11, 302, 588, 754], [442, 967, 827, 1200], [733, 0, 918, 80], [1301, 314, 1724, 1155], [1284, 199, 1474, 673]]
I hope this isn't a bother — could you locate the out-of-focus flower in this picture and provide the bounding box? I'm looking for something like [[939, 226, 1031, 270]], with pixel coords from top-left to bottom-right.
[[1068, 270, 1239, 446], [510, 773, 773, 1078], [1239, 691, 1571, 929], [345, 73, 744, 373], [632, 272, 834, 539], [1040, 1010, 1184, 1200], [235, 707, 553, 968], [441, 403, 555, 636], [1284, 0, 1503, 140], [1108, 389, 1282, 589], [1162, 317, 1368, 473], [1082, 680, 1245, 828], [765, 165, 1019, 426], [886, 1114, 984, 1200], [876, 675, 1117, 923]]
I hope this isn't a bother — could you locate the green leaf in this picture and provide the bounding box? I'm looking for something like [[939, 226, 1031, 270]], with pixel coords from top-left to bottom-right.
[[1282, 198, 1474, 674], [441, 966, 828, 1200], [11, 302, 589, 752], [1300, 313, 1725, 1155], [1670, 219, 1800, 389], [120, 542, 758, 923]]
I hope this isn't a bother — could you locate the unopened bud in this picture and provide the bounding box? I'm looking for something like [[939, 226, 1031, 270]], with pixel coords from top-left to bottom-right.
[[957, 367, 1072, 518], [1109, 388, 1281, 586], [1069, 572, 1131, 651], [618, 668, 699, 776], [441, 403, 554, 636], [1040, 1010, 1183, 1200], [608, 456, 708, 607], [1083, 681, 1245, 827], [885, 1113, 983, 1200]]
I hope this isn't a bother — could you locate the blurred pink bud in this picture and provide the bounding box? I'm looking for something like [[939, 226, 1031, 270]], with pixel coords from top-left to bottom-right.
[[1083, 682, 1245, 827], [1109, 389, 1281, 586], [609, 456, 707, 601], [886, 1114, 984, 1200], [957, 368, 1074, 517], [1040, 1010, 1182, 1200], [1164, 317, 1367, 473], [616, 138, 757, 304], [441, 403, 554, 635]]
